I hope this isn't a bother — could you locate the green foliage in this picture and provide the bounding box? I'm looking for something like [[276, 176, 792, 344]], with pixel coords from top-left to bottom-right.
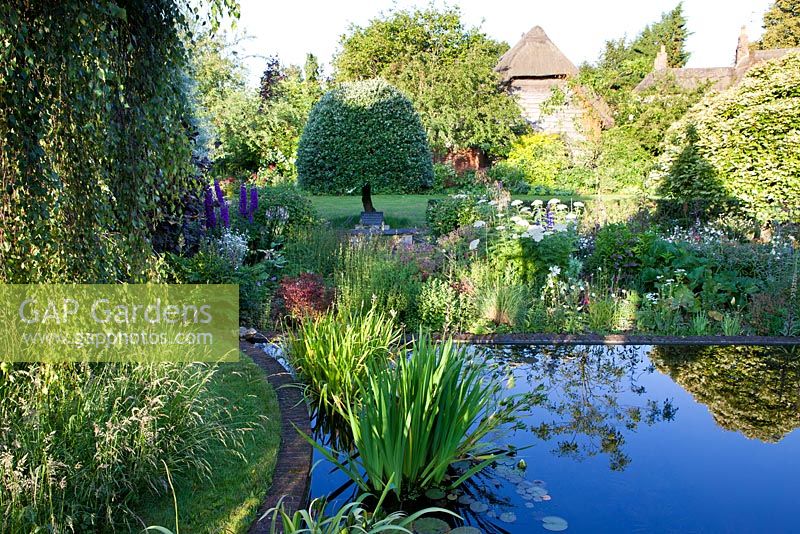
[[588, 223, 654, 279], [297, 79, 433, 194], [264, 489, 452, 534], [418, 277, 475, 333], [138, 356, 281, 534], [284, 306, 402, 417], [656, 53, 800, 224], [191, 34, 321, 180], [578, 3, 690, 111], [490, 231, 578, 284], [170, 249, 276, 328], [0, 362, 255, 532], [328, 335, 527, 499], [494, 134, 570, 189], [282, 225, 342, 279], [476, 282, 528, 329], [759, 0, 800, 49], [334, 6, 526, 157], [246, 185, 318, 251], [0, 1, 237, 282], [426, 196, 480, 237], [336, 240, 422, 327]]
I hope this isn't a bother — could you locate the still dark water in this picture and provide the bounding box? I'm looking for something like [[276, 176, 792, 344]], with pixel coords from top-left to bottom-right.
[[307, 345, 800, 534]]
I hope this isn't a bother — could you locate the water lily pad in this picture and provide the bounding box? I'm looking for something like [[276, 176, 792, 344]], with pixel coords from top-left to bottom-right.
[[542, 516, 568, 532], [525, 502, 535, 509], [458, 495, 474, 505], [532, 486, 549, 497], [413, 517, 450, 534], [541, 494, 552, 501], [487, 510, 496, 518], [425, 488, 446, 500], [469, 501, 489, 513], [532, 479, 546, 486], [450, 528, 482, 534], [499, 512, 517, 523], [447, 493, 459, 501]]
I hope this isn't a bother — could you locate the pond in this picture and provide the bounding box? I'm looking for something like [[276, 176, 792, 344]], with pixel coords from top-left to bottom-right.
[[306, 344, 800, 533]]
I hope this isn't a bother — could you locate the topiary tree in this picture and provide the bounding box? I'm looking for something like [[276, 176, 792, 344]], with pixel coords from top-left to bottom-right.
[[296, 79, 434, 194], [655, 52, 800, 225]]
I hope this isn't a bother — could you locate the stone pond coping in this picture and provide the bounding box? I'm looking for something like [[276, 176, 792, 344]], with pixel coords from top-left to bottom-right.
[[247, 331, 799, 347], [241, 342, 312, 534], [444, 333, 800, 346]]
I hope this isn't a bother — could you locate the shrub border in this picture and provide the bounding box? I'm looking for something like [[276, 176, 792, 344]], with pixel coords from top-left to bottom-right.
[[243, 341, 312, 534]]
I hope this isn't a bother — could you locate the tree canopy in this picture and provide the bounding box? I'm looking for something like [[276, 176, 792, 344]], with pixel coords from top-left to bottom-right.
[[579, 3, 690, 112], [334, 6, 526, 158], [656, 52, 800, 224], [759, 0, 800, 49], [296, 79, 433, 194], [0, 0, 236, 283]]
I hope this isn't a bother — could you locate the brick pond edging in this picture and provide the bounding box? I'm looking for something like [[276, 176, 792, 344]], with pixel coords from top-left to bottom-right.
[[242, 342, 312, 534]]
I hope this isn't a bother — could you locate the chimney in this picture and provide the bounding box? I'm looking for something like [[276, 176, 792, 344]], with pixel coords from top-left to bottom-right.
[[654, 45, 668, 70], [735, 26, 750, 67]]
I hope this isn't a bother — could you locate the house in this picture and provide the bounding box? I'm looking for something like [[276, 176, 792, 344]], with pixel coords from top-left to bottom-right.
[[496, 26, 613, 144], [635, 27, 800, 92]]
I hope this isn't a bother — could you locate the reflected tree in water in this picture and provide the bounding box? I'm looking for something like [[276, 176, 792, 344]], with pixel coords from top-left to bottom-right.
[[650, 345, 800, 442], [486, 345, 677, 471]]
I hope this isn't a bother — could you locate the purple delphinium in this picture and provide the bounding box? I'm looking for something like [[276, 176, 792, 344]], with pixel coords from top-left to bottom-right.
[[546, 209, 554, 229], [204, 187, 216, 230], [239, 184, 248, 218], [220, 199, 230, 229], [214, 179, 225, 204], [249, 187, 258, 223]]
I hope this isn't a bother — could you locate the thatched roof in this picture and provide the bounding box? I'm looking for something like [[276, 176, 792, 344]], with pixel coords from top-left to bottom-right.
[[496, 26, 578, 81], [636, 67, 739, 92]]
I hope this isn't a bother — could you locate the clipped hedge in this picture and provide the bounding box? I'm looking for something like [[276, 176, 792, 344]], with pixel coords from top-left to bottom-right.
[[296, 79, 433, 194], [655, 52, 800, 224]]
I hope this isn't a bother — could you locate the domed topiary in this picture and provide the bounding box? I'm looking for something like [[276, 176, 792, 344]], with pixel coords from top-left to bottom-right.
[[296, 78, 433, 194]]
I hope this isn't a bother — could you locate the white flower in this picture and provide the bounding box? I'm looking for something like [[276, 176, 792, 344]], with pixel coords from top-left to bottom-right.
[[515, 219, 530, 228], [556, 204, 568, 210], [549, 265, 562, 276], [488, 200, 498, 206], [511, 199, 523, 206], [565, 213, 577, 221], [554, 223, 567, 232], [473, 220, 486, 228], [547, 198, 560, 205], [532, 199, 543, 206], [477, 198, 488, 204], [496, 225, 506, 231], [469, 238, 480, 251], [512, 233, 521, 239], [520, 207, 532, 213], [574, 201, 585, 208]]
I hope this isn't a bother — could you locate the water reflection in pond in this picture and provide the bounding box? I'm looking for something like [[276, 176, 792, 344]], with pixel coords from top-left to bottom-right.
[[307, 344, 800, 533]]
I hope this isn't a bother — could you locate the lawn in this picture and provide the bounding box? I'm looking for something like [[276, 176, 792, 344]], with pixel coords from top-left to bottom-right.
[[311, 193, 636, 229], [138, 354, 280, 533], [311, 194, 435, 228]]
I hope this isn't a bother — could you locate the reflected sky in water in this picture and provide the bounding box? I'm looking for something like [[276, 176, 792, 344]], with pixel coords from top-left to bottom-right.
[[309, 345, 800, 533]]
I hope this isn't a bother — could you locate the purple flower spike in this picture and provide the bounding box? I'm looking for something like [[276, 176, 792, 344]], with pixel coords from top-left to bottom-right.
[[239, 184, 248, 217], [204, 187, 216, 230], [249, 188, 258, 223], [546, 209, 554, 229], [214, 180, 225, 204], [220, 200, 230, 229]]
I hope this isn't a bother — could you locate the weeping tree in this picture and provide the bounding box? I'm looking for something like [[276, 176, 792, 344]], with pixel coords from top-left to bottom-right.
[[0, 0, 238, 283]]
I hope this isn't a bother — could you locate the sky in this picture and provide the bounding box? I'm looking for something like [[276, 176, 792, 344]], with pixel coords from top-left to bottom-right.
[[230, 0, 773, 86]]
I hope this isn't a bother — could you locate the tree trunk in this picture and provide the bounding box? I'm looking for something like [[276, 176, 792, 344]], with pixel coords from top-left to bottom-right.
[[361, 182, 375, 213]]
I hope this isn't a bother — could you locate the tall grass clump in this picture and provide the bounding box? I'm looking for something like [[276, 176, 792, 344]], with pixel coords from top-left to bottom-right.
[[336, 239, 421, 328], [0, 362, 251, 532], [311, 335, 530, 500], [285, 306, 403, 416], [476, 282, 528, 329]]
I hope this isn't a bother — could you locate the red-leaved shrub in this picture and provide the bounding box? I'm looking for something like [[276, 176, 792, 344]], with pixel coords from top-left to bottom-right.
[[275, 273, 332, 320]]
